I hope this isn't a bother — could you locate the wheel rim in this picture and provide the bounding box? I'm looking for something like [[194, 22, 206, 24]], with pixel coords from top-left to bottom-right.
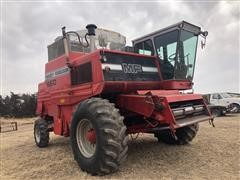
[[35, 126, 40, 143], [76, 119, 96, 158]]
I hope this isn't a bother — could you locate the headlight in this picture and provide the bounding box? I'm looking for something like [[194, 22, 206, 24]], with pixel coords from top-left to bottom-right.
[[100, 55, 107, 62]]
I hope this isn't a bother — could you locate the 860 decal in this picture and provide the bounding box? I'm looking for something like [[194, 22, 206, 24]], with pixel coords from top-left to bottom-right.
[[47, 79, 56, 87]]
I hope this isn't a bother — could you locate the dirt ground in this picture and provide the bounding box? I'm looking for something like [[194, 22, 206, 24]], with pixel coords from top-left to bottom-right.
[[1, 114, 239, 180]]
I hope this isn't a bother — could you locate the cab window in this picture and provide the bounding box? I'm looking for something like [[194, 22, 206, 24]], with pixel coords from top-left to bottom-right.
[[212, 94, 221, 99], [134, 39, 154, 56]]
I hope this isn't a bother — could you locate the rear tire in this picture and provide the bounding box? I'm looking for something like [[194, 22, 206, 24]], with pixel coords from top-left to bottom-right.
[[211, 108, 222, 117], [70, 98, 128, 175], [154, 123, 199, 145], [230, 103, 240, 113], [34, 118, 49, 148]]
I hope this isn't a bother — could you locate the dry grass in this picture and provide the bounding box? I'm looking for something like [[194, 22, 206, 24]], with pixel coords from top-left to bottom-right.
[[1, 115, 240, 179]]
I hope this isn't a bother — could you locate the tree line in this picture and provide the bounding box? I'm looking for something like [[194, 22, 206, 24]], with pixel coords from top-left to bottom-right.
[[0, 92, 37, 118]]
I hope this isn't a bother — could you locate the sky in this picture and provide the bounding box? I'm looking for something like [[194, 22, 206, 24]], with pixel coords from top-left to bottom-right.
[[0, 0, 239, 95]]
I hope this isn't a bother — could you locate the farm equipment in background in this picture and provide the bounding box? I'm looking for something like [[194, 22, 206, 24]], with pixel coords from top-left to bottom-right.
[[227, 92, 240, 98], [0, 121, 18, 133], [203, 93, 240, 114], [202, 94, 227, 117], [34, 21, 212, 175]]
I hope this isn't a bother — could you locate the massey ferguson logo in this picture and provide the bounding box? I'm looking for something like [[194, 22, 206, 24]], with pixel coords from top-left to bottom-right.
[[122, 63, 143, 74]]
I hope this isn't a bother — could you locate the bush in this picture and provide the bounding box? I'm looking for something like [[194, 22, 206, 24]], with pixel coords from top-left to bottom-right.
[[0, 92, 37, 118]]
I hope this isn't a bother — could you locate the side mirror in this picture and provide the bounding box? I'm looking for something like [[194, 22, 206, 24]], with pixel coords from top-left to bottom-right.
[[200, 31, 208, 49], [200, 31, 208, 37]]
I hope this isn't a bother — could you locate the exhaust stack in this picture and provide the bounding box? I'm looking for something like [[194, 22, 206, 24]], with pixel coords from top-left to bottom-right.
[[86, 24, 97, 52]]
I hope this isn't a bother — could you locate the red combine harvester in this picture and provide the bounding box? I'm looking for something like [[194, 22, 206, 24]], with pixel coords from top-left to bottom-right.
[[35, 21, 212, 175]]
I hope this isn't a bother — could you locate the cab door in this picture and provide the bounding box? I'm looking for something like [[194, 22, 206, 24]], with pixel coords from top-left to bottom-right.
[[211, 93, 222, 106]]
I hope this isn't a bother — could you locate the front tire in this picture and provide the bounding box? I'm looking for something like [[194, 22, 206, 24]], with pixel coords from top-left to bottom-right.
[[34, 118, 49, 148], [70, 98, 128, 175], [154, 123, 199, 145]]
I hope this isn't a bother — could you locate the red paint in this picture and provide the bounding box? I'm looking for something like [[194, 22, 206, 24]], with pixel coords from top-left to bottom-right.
[[37, 48, 212, 137], [86, 129, 96, 144]]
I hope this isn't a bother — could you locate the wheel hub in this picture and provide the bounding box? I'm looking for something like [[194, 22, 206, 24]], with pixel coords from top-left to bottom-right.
[[86, 129, 96, 144], [76, 119, 96, 158]]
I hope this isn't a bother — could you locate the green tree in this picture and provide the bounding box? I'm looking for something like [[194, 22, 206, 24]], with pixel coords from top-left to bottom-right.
[[0, 92, 37, 118]]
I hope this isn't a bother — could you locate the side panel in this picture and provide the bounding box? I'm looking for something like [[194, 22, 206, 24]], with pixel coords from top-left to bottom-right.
[[100, 50, 162, 93], [102, 51, 160, 82], [37, 51, 104, 136]]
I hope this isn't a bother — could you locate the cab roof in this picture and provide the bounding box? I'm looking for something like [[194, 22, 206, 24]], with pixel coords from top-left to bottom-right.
[[132, 21, 201, 44]]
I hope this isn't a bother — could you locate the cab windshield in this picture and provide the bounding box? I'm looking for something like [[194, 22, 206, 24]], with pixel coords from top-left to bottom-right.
[[154, 30, 198, 80]]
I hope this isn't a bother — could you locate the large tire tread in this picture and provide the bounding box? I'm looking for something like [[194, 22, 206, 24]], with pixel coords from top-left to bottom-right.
[[70, 98, 128, 175], [34, 118, 49, 148], [155, 123, 199, 145]]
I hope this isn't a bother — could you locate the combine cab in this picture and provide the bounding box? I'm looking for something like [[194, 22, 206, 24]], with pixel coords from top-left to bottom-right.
[[35, 21, 212, 175]]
